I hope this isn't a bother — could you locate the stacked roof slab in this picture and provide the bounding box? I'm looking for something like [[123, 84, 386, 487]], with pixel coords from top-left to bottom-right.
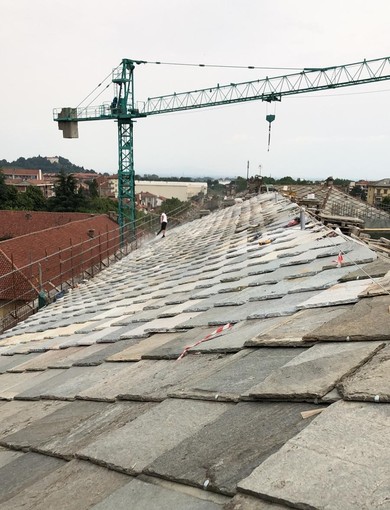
[[0, 193, 389, 509]]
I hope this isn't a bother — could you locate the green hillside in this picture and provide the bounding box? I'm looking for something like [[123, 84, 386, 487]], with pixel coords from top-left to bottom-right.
[[0, 156, 96, 175]]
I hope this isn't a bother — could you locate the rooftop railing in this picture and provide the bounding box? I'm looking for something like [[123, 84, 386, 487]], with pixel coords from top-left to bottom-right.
[[0, 203, 196, 335]]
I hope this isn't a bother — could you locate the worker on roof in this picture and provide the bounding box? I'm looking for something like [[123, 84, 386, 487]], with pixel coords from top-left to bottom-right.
[[156, 212, 168, 238]]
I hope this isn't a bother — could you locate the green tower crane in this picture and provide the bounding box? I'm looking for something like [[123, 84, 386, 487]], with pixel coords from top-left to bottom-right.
[[54, 55, 390, 238], [55, 59, 146, 238]]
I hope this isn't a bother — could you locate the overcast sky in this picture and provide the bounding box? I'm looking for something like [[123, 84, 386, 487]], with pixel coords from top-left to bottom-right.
[[1, 0, 390, 181]]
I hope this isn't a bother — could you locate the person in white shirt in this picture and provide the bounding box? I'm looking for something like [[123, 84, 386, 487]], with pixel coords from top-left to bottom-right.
[[156, 212, 168, 238]]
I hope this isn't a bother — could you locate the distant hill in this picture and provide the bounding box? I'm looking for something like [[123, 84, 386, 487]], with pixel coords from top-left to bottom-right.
[[0, 156, 97, 175]]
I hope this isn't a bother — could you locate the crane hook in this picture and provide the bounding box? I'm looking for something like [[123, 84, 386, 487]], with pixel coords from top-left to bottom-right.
[[266, 114, 275, 152]]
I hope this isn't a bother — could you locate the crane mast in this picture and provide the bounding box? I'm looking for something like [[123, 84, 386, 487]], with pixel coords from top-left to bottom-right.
[[113, 59, 138, 234], [53, 56, 390, 238]]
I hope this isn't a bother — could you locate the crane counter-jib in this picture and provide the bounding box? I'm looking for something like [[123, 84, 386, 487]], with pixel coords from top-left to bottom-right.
[[53, 105, 141, 122]]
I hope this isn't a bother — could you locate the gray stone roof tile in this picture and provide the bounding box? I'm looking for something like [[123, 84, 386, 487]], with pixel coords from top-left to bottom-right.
[[0, 193, 389, 508], [1, 458, 130, 509], [303, 294, 390, 341], [145, 401, 319, 496], [247, 341, 384, 401], [338, 344, 390, 402], [0, 452, 66, 505], [238, 401, 390, 509], [0, 400, 155, 460], [91, 476, 228, 510], [171, 347, 307, 402], [245, 305, 353, 347], [77, 399, 232, 475]]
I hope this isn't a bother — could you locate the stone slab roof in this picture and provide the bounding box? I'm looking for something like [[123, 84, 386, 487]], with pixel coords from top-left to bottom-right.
[[0, 193, 389, 509]]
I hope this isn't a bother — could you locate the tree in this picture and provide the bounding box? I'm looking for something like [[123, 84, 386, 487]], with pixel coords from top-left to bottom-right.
[[23, 186, 47, 210], [263, 176, 276, 185], [88, 179, 99, 199], [142, 173, 159, 181], [0, 170, 8, 206], [0, 170, 18, 209], [206, 179, 226, 195], [350, 185, 366, 201], [333, 178, 351, 188], [382, 196, 390, 206], [159, 197, 190, 217], [235, 177, 247, 192], [48, 171, 86, 212], [82, 196, 118, 214], [12, 186, 47, 210], [0, 155, 96, 175], [278, 176, 295, 185]]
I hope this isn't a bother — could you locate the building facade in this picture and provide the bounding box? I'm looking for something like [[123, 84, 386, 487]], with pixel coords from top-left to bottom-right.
[[2, 168, 43, 181], [135, 181, 207, 202], [97, 176, 207, 202], [2, 168, 55, 198], [366, 178, 390, 205]]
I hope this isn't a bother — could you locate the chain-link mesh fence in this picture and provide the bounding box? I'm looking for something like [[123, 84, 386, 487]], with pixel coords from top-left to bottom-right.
[[0, 203, 199, 334]]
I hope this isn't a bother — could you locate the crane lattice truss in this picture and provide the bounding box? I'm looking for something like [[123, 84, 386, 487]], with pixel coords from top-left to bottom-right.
[[53, 56, 390, 236]]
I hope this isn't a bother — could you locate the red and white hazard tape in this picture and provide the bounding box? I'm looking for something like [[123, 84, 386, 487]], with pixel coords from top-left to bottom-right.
[[177, 323, 233, 361], [335, 251, 344, 267]]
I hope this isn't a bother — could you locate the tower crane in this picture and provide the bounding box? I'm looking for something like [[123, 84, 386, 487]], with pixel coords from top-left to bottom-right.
[[53, 56, 390, 238]]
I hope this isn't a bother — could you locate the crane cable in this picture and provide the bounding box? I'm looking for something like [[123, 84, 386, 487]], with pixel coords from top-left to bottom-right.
[[78, 83, 112, 115], [141, 60, 304, 72], [76, 58, 286, 113], [76, 64, 121, 111]]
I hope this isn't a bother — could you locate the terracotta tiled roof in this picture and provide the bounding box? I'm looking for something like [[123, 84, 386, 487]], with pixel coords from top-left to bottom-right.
[[0, 250, 35, 301], [72, 173, 98, 180], [0, 215, 119, 301], [0, 211, 102, 240], [2, 168, 41, 176], [139, 191, 156, 197]]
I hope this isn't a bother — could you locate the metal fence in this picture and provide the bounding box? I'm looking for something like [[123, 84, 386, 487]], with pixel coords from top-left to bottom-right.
[[0, 216, 155, 334], [330, 200, 390, 226], [0, 203, 196, 334]]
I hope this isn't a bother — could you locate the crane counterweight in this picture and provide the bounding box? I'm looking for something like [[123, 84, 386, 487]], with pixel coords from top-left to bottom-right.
[[57, 108, 79, 138]]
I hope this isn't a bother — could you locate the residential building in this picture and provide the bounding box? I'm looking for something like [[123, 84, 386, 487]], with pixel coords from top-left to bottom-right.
[[2, 168, 42, 181], [6, 178, 55, 198], [367, 178, 390, 205], [46, 156, 60, 164], [2, 168, 55, 198], [73, 173, 98, 183], [136, 191, 165, 210], [96, 175, 118, 198], [351, 179, 369, 193]]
